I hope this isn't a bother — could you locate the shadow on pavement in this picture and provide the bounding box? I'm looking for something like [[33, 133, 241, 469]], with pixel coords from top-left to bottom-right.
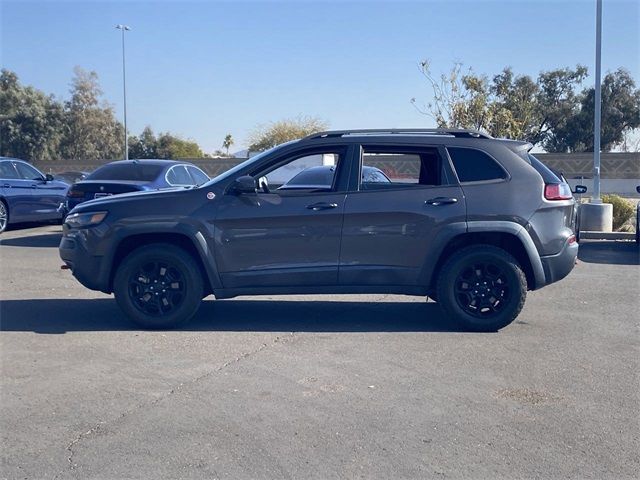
[[0, 298, 468, 334], [0, 232, 62, 248], [578, 240, 639, 265]]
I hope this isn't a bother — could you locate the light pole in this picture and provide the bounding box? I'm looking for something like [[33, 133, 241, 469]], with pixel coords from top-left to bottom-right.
[[115, 24, 130, 160], [581, 0, 612, 232], [592, 0, 602, 202]]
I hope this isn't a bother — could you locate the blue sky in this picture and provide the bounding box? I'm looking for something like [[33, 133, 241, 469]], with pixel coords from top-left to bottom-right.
[[1, 0, 638, 153]]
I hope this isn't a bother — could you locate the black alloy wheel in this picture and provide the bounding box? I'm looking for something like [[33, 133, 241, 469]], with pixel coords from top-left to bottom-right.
[[128, 260, 186, 317], [114, 244, 204, 329], [437, 245, 527, 332], [454, 261, 510, 317]]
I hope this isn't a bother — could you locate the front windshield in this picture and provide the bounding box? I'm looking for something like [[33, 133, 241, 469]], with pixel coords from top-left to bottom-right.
[[201, 141, 298, 187]]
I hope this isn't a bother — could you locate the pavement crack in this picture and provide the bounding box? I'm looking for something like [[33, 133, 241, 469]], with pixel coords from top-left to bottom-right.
[[55, 332, 296, 477]]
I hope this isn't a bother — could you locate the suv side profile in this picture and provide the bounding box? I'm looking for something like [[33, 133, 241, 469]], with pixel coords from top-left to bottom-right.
[[59, 129, 578, 332]]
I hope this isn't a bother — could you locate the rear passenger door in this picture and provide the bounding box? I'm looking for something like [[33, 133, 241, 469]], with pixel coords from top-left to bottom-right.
[[339, 144, 466, 286]]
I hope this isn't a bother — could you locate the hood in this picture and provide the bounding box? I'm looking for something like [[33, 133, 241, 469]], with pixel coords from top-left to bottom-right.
[[71, 186, 192, 212]]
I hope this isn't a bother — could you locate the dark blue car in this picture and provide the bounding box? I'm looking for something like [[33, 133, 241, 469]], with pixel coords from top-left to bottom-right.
[[65, 160, 210, 213], [0, 157, 69, 233]]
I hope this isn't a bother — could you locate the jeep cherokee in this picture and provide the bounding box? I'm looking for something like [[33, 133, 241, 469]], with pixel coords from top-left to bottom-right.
[[59, 129, 578, 331]]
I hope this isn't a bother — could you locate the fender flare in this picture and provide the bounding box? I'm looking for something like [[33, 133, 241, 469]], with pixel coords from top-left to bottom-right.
[[102, 221, 222, 293], [421, 221, 546, 291], [466, 221, 546, 290]]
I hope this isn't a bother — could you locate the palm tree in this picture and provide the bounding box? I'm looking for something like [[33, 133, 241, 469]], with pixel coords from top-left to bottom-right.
[[222, 134, 234, 156]]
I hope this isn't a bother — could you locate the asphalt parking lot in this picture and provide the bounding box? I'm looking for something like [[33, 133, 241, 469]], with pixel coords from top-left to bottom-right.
[[1, 224, 638, 479]]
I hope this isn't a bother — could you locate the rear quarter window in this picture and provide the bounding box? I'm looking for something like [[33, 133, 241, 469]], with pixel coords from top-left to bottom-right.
[[527, 154, 562, 184], [447, 147, 507, 183]]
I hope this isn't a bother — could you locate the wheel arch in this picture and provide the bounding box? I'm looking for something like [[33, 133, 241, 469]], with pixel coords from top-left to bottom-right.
[[107, 232, 217, 295], [428, 224, 546, 291]]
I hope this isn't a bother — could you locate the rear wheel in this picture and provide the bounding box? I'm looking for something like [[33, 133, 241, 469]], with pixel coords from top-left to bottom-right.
[[436, 245, 527, 332], [0, 200, 8, 233], [113, 244, 204, 329]]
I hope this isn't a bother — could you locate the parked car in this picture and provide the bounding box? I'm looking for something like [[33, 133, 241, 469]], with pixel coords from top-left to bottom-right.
[[53, 171, 89, 185], [0, 157, 68, 233], [63, 160, 210, 214], [60, 129, 579, 331]]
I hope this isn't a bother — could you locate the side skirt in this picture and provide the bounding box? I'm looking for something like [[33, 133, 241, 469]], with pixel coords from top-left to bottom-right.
[[212, 284, 428, 300]]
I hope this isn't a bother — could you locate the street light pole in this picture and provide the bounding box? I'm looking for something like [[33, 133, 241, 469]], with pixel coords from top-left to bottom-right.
[[115, 24, 130, 160], [580, 0, 612, 233], [593, 0, 602, 202]]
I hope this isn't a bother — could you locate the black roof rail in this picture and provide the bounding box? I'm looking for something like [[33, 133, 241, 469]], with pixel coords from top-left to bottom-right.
[[302, 128, 492, 141]]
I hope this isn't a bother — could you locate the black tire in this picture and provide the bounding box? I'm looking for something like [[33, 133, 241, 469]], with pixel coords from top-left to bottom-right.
[[436, 245, 527, 332], [0, 200, 8, 233], [113, 243, 204, 329]]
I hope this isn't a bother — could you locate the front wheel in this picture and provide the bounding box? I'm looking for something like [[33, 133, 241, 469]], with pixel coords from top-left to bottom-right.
[[113, 244, 204, 329], [436, 245, 527, 332]]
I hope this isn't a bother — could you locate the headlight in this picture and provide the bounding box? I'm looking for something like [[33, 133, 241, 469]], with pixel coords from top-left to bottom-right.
[[65, 211, 108, 228]]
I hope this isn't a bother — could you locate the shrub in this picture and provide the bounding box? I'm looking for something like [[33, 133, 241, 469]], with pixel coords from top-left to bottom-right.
[[601, 194, 635, 231]]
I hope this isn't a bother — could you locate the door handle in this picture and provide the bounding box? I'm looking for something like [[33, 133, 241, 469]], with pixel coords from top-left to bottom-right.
[[31, 184, 38, 189], [306, 202, 338, 211], [3, 184, 10, 188], [425, 197, 458, 206]]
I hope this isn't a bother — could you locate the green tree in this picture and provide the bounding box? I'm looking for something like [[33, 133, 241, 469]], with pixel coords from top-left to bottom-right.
[[412, 62, 548, 142], [535, 65, 589, 152], [128, 127, 204, 159], [545, 68, 640, 152], [411, 62, 640, 152], [222, 133, 234, 155], [59, 67, 124, 160], [128, 126, 158, 158], [156, 132, 203, 158], [248, 116, 328, 152], [0, 69, 64, 161]]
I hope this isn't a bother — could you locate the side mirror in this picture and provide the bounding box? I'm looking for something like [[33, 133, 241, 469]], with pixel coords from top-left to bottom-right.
[[573, 185, 587, 194], [232, 175, 257, 194]]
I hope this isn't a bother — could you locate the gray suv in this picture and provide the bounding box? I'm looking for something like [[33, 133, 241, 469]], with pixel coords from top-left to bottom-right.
[[59, 129, 578, 331]]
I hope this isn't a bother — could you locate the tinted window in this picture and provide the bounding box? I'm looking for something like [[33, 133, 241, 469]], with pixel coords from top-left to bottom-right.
[[527, 154, 562, 184], [283, 167, 335, 188], [187, 166, 209, 185], [88, 163, 164, 181], [14, 162, 43, 180], [361, 147, 442, 189], [0, 161, 19, 179], [447, 148, 506, 182], [166, 165, 193, 185], [264, 151, 342, 192]]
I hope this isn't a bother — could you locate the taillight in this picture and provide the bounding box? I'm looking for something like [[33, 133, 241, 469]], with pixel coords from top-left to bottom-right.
[[544, 183, 572, 200], [67, 188, 84, 198]]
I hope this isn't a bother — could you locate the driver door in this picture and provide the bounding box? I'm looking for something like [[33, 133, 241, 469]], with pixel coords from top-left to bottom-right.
[[213, 146, 351, 288]]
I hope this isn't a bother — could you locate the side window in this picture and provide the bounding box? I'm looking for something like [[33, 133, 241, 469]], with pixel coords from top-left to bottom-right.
[[360, 147, 443, 190], [187, 166, 209, 185], [260, 151, 342, 193], [0, 162, 19, 179], [166, 165, 193, 186], [14, 162, 44, 181], [447, 147, 506, 183]]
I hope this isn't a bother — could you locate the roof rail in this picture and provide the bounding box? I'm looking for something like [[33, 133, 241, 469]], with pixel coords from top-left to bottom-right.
[[302, 128, 492, 141]]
